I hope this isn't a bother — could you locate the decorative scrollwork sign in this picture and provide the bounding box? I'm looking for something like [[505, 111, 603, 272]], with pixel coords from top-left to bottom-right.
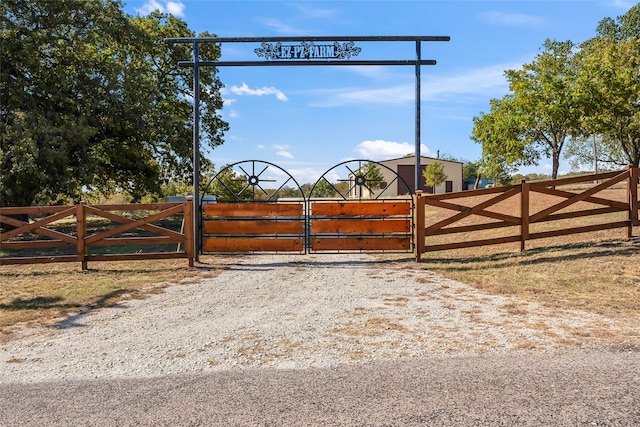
[[255, 41, 362, 61]]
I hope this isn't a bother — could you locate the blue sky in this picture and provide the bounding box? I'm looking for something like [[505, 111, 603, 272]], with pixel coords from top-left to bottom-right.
[[122, 0, 636, 185]]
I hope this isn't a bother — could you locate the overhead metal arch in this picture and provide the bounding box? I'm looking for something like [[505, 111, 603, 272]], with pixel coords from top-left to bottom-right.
[[165, 35, 450, 258]]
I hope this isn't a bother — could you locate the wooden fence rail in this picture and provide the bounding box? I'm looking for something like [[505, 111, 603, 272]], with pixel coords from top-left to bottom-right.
[[414, 166, 639, 261], [0, 199, 194, 269]]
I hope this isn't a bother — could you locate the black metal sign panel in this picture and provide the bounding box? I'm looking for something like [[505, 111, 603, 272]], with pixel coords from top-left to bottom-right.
[[255, 41, 362, 61]]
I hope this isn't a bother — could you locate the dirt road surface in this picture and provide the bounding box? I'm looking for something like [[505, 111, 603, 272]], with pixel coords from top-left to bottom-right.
[[1, 254, 639, 425], [2, 350, 640, 426]]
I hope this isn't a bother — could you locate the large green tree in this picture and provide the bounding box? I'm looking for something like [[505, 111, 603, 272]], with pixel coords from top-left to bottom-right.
[[573, 5, 640, 168], [471, 39, 581, 179], [1, 0, 227, 206]]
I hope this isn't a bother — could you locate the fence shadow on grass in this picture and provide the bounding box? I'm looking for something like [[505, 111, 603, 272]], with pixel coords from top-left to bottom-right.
[[422, 237, 640, 272], [0, 296, 67, 311]]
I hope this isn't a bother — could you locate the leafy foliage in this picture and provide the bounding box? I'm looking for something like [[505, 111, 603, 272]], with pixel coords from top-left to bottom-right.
[[0, 0, 228, 206], [574, 5, 640, 168], [422, 161, 447, 193], [471, 39, 580, 180]]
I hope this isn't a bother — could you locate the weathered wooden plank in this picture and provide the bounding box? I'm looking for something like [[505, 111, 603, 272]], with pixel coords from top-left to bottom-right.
[[310, 201, 410, 217], [0, 206, 73, 215], [311, 219, 410, 234], [422, 235, 521, 252], [0, 240, 73, 249], [530, 207, 626, 224], [425, 184, 519, 200], [528, 221, 630, 240], [528, 170, 624, 188], [91, 236, 184, 246], [0, 255, 78, 265], [203, 220, 304, 235], [204, 203, 303, 217], [203, 237, 303, 252], [90, 202, 184, 211], [86, 252, 189, 262], [311, 237, 410, 251], [427, 221, 515, 236]]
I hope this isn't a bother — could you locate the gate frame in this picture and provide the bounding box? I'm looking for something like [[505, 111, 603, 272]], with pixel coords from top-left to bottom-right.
[[200, 159, 415, 255], [200, 160, 306, 255], [165, 35, 450, 260], [307, 159, 415, 254]]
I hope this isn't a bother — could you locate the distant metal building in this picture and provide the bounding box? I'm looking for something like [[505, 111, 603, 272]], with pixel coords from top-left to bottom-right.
[[349, 156, 463, 198]]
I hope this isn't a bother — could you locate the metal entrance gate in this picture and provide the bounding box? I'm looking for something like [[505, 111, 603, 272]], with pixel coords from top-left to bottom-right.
[[200, 160, 414, 255]]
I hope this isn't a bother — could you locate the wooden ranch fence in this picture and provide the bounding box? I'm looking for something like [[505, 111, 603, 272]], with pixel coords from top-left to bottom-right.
[[414, 166, 640, 261], [0, 199, 194, 269]]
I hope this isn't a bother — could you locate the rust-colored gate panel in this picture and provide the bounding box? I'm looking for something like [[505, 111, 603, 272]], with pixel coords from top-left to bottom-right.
[[202, 202, 305, 253], [309, 200, 412, 253]]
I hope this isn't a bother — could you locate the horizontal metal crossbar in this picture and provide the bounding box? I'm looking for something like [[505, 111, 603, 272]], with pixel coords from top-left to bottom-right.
[[165, 36, 451, 44], [179, 60, 437, 67]]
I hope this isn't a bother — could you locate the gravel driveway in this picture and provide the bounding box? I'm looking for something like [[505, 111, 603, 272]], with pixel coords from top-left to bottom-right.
[[1, 253, 639, 425]]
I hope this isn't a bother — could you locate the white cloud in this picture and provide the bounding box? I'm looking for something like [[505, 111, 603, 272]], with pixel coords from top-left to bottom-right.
[[478, 11, 543, 27], [354, 140, 431, 160], [291, 4, 336, 19], [230, 82, 288, 102], [165, 1, 185, 16], [310, 61, 520, 108], [423, 62, 518, 102], [135, 0, 186, 17], [276, 150, 295, 159], [258, 18, 308, 35], [274, 144, 294, 159], [257, 144, 265, 150]]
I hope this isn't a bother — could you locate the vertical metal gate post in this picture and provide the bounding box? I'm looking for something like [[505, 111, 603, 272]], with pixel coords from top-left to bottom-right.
[[192, 42, 201, 262], [415, 40, 422, 193]]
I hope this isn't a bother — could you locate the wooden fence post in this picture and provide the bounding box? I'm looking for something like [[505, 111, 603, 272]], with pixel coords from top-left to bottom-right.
[[520, 180, 529, 252], [413, 190, 425, 262], [628, 166, 639, 235], [184, 196, 195, 267], [76, 201, 87, 271]]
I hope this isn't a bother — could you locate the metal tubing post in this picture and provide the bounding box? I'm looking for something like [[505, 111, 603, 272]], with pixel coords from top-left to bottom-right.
[[193, 41, 201, 262], [415, 40, 421, 192]]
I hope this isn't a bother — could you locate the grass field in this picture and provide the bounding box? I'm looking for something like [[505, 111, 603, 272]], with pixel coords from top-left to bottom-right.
[[1, 183, 639, 339], [415, 183, 639, 326]]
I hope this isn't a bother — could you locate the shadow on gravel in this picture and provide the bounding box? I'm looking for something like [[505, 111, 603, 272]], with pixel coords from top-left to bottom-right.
[[222, 257, 415, 271]]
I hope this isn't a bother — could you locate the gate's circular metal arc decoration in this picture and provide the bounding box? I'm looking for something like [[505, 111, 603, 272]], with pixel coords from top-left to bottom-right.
[[201, 160, 305, 202], [309, 159, 414, 201]]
